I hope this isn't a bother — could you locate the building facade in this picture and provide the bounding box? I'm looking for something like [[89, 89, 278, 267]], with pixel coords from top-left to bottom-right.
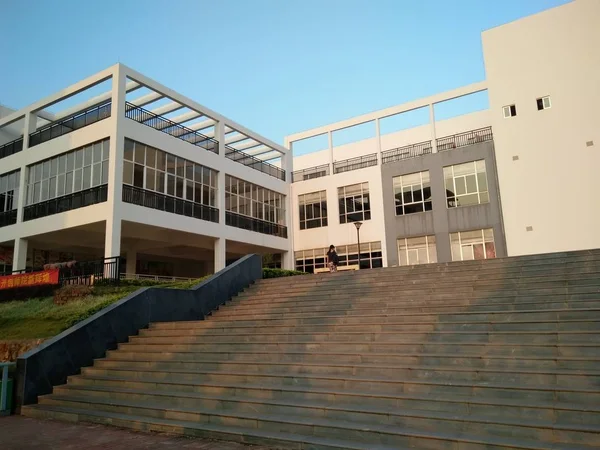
[[287, 0, 599, 272], [0, 65, 293, 277]]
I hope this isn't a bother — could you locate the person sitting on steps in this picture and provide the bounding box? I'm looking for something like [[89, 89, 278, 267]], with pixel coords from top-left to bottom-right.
[[326, 245, 339, 273]]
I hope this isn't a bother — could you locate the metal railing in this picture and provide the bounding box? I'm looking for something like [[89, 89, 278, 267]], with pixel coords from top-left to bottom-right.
[[333, 153, 378, 174], [225, 145, 286, 181], [1, 362, 14, 415], [436, 126, 493, 151], [0, 137, 23, 160], [120, 273, 195, 283], [56, 256, 121, 286], [122, 185, 219, 223], [226, 211, 288, 238], [29, 102, 112, 147], [0, 210, 17, 228], [382, 140, 433, 164], [292, 164, 330, 183], [125, 102, 218, 154], [23, 185, 108, 222]]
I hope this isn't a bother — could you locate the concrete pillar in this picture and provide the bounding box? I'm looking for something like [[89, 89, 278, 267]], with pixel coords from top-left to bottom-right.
[[327, 131, 334, 174], [215, 120, 225, 157], [375, 118, 382, 165], [15, 113, 37, 224], [282, 251, 294, 271], [218, 171, 226, 226], [104, 217, 121, 259], [429, 103, 438, 153], [214, 238, 226, 273], [125, 249, 137, 276], [12, 238, 28, 272]]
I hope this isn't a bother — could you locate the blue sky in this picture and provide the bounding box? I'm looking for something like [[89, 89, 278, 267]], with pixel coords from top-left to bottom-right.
[[1, 0, 569, 149]]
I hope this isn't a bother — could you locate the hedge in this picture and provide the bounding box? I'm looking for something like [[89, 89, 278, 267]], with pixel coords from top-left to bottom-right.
[[262, 268, 307, 279]]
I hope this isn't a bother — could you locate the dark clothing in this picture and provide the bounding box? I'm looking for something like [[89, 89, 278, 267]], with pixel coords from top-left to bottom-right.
[[327, 250, 339, 265]]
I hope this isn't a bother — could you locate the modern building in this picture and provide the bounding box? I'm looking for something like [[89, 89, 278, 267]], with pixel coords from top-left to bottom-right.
[[286, 0, 599, 272], [0, 65, 293, 277], [1, 0, 598, 278]]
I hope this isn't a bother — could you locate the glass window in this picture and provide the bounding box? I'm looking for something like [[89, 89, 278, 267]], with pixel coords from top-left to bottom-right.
[[225, 174, 286, 225], [295, 241, 383, 272], [299, 191, 328, 230], [444, 160, 489, 208], [0, 170, 20, 213], [450, 228, 496, 261], [393, 171, 432, 216], [398, 236, 437, 266], [338, 182, 370, 224]]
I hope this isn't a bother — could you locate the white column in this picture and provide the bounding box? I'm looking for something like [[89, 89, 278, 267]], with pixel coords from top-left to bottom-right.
[[215, 121, 227, 226], [104, 217, 121, 259], [12, 238, 28, 272], [125, 249, 137, 276], [375, 118, 382, 165], [430, 103, 438, 153], [328, 131, 334, 174], [214, 238, 226, 273], [215, 120, 225, 157], [15, 113, 37, 224], [282, 151, 295, 270]]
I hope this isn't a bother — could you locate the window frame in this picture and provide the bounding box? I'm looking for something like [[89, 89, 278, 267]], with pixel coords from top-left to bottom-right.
[[225, 175, 286, 226], [338, 182, 371, 224], [450, 228, 496, 261], [397, 235, 437, 266], [298, 190, 328, 230], [503, 104, 517, 118], [444, 160, 490, 209], [393, 171, 432, 216], [537, 96, 551, 111]]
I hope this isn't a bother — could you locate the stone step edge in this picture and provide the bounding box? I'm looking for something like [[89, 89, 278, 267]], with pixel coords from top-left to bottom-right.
[[22, 404, 596, 450], [41, 393, 600, 436], [72, 373, 600, 396], [95, 358, 600, 377], [56, 383, 600, 416]]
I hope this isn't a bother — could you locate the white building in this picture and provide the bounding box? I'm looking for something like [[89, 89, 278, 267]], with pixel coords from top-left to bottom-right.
[[0, 65, 293, 277], [286, 0, 599, 272]]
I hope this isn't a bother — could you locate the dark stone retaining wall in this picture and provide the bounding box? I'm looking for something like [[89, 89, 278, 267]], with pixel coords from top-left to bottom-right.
[[15, 254, 262, 409]]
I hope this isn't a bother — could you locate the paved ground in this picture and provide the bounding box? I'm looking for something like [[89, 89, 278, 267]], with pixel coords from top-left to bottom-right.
[[0, 416, 273, 450]]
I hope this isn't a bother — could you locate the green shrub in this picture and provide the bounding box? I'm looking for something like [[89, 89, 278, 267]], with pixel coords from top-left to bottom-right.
[[262, 268, 307, 279]]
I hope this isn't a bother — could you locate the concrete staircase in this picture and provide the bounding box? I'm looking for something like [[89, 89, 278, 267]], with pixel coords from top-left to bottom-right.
[[22, 250, 600, 449]]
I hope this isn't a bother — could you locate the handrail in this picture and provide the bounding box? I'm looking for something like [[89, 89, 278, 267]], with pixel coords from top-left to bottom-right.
[[0, 137, 24, 160], [125, 102, 218, 154], [225, 145, 286, 181], [436, 126, 493, 151], [333, 153, 378, 174], [1, 362, 15, 415], [292, 164, 330, 182], [382, 140, 432, 164]]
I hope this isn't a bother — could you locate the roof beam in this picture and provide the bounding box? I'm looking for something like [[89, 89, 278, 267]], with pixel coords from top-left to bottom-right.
[[162, 110, 201, 126], [232, 140, 263, 152], [186, 118, 216, 132], [129, 92, 164, 108], [149, 101, 184, 117], [257, 151, 282, 161]]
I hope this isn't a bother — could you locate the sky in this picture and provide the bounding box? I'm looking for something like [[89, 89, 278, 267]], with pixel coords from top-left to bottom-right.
[[0, 0, 569, 151]]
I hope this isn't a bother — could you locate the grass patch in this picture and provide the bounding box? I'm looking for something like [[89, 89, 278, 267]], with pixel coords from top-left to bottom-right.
[[0, 278, 205, 341]]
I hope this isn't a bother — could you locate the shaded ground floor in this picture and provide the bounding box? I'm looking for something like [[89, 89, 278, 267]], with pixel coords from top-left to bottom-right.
[[0, 416, 272, 449]]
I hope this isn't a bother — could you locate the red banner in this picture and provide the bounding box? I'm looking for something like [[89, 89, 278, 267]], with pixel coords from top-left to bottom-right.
[[0, 269, 60, 290]]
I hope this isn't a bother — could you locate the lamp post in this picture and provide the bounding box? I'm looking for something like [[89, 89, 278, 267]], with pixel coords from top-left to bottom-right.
[[354, 221, 363, 269]]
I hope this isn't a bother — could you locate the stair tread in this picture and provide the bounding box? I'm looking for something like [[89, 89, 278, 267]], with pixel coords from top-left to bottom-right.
[[55, 383, 600, 414], [24, 403, 599, 450], [44, 393, 600, 432], [74, 372, 600, 393]]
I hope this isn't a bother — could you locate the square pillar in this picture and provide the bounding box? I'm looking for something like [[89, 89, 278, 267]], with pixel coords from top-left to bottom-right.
[[104, 217, 121, 259], [125, 249, 137, 276], [12, 238, 28, 272], [283, 251, 294, 271], [214, 238, 226, 273], [429, 104, 438, 153]]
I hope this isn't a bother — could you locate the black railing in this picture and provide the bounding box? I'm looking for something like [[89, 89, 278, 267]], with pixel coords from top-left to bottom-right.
[[29, 103, 112, 148], [226, 211, 288, 238], [125, 102, 218, 154], [122, 185, 219, 223], [436, 126, 493, 151], [333, 153, 378, 174], [59, 256, 121, 286], [23, 185, 108, 222], [225, 145, 286, 181], [0, 137, 23, 160], [292, 164, 330, 183], [382, 140, 432, 164], [0, 210, 17, 228]]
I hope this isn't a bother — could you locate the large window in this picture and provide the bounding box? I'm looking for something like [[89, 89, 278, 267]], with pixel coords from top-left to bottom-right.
[[123, 139, 217, 207], [0, 170, 20, 213], [444, 160, 489, 208], [26, 139, 109, 206], [338, 182, 370, 224], [295, 241, 382, 273], [299, 191, 327, 230], [393, 171, 432, 216], [398, 236, 437, 266], [225, 175, 285, 225], [450, 228, 496, 261]]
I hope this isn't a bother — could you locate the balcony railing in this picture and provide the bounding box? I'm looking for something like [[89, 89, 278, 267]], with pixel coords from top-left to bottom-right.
[[23, 185, 108, 222], [125, 102, 218, 154], [382, 140, 432, 165], [122, 185, 219, 223], [333, 153, 378, 174], [225, 145, 286, 181], [0, 209, 17, 228], [292, 164, 330, 183], [436, 126, 493, 151], [226, 211, 288, 238], [29, 102, 112, 148], [0, 137, 23, 160]]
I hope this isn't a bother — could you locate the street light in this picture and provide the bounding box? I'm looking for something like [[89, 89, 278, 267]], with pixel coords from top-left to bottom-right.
[[354, 221, 363, 270]]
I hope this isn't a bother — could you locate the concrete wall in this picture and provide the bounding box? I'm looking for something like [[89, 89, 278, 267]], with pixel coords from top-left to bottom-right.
[[381, 141, 506, 266], [482, 0, 600, 256]]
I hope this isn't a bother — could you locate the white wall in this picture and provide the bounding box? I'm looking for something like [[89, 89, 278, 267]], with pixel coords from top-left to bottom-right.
[[483, 0, 600, 256]]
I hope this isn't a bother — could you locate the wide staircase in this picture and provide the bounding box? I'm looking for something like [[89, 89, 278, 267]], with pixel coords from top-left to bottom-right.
[[22, 250, 600, 449]]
